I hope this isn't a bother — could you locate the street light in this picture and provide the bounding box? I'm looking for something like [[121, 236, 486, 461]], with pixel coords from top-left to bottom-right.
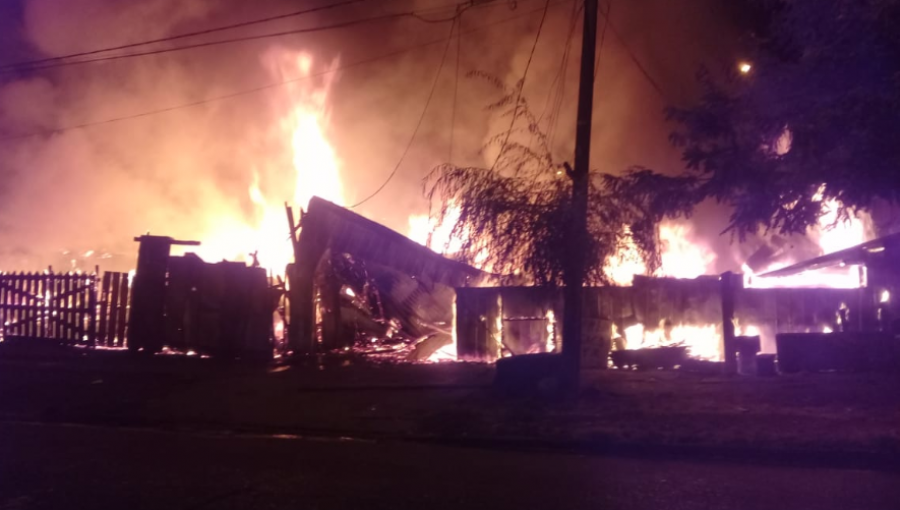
[[738, 62, 752, 74]]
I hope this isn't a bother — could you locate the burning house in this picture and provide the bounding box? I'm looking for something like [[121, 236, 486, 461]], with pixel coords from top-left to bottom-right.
[[2, 191, 897, 375], [284, 196, 490, 362]]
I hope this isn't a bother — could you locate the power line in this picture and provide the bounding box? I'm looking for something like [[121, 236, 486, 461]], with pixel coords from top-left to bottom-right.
[[0, 0, 542, 75], [489, 0, 552, 172], [348, 16, 459, 209], [598, 6, 670, 102], [448, 15, 462, 163], [0, 0, 453, 72], [540, 0, 581, 151], [0, 2, 563, 143], [0, 9, 454, 75], [593, 0, 611, 82]]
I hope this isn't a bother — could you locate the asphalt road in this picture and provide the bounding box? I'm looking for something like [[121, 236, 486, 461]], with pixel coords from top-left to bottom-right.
[[1, 422, 898, 510]]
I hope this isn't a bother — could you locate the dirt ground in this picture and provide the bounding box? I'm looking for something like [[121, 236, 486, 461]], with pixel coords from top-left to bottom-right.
[[1, 345, 898, 460]]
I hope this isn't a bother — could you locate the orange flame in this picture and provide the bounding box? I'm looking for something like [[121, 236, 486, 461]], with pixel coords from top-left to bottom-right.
[[187, 49, 342, 274]]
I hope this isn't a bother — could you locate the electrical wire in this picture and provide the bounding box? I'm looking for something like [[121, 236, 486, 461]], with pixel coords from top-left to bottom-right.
[[448, 11, 463, 163], [347, 16, 459, 209], [0, 10, 451, 75], [0, 0, 455, 72], [0, 2, 563, 143], [598, 6, 669, 102], [593, 0, 611, 82], [488, 0, 551, 173], [0, 0, 546, 75], [538, 0, 581, 152]]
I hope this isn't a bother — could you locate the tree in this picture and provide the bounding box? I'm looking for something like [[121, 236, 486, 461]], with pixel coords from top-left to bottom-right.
[[606, 0, 900, 238], [425, 72, 659, 285]]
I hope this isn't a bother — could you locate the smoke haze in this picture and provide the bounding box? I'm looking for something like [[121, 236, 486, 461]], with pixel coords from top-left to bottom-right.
[[0, 0, 745, 272]]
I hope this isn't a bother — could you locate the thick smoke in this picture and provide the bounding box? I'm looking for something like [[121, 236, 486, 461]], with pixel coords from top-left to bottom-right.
[[0, 0, 744, 273]]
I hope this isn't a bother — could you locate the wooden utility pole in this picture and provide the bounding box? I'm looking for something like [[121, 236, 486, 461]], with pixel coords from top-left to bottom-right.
[[561, 0, 598, 390]]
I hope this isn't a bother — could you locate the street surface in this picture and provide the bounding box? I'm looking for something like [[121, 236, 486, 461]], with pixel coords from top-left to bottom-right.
[[1, 421, 897, 510]]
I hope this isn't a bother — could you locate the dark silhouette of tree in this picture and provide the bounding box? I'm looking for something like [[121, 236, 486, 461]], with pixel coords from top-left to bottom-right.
[[425, 72, 660, 285], [606, 0, 900, 239]]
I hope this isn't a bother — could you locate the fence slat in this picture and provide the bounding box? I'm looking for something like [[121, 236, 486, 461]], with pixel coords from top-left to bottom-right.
[[63, 275, 73, 341], [39, 273, 47, 339], [50, 274, 59, 339], [0, 271, 130, 346], [87, 275, 98, 346], [74, 276, 84, 343], [115, 274, 129, 348], [108, 272, 121, 347], [97, 273, 111, 346], [0, 274, 6, 339], [26, 274, 36, 338]]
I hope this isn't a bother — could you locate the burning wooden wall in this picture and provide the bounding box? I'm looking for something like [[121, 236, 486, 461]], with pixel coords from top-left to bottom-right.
[[455, 275, 878, 367], [287, 197, 488, 355]]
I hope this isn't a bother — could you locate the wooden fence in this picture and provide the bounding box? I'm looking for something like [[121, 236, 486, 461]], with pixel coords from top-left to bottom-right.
[[95, 272, 131, 347], [0, 271, 131, 346]]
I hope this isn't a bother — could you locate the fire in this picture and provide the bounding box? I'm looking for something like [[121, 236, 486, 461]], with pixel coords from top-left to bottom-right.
[[604, 220, 716, 285], [604, 226, 647, 286], [744, 194, 872, 289], [619, 321, 721, 361], [545, 309, 557, 353], [659, 220, 716, 279], [813, 198, 867, 255], [187, 49, 343, 274], [408, 202, 464, 255], [426, 292, 458, 362]]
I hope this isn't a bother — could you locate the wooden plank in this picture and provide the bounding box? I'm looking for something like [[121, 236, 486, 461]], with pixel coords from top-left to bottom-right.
[[51, 274, 61, 339], [63, 275, 73, 341], [26, 274, 35, 338], [7, 275, 14, 337], [74, 276, 85, 343], [39, 273, 48, 339], [87, 275, 98, 345], [17, 274, 25, 336], [21, 274, 29, 337], [55, 275, 64, 340], [115, 274, 129, 347], [52, 274, 61, 340], [32, 273, 40, 338], [97, 273, 112, 346], [12, 274, 20, 336], [108, 272, 121, 347], [97, 272, 112, 347], [0, 274, 7, 339]]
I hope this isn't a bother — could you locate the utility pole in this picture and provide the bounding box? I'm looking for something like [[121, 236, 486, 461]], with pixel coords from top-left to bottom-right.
[[561, 0, 598, 391]]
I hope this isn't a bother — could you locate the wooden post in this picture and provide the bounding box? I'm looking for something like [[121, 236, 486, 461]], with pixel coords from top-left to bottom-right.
[[129, 236, 199, 353], [287, 206, 328, 356], [721, 271, 738, 375], [319, 255, 345, 350], [456, 288, 502, 361], [116, 275, 129, 348], [98, 273, 111, 347], [62, 274, 69, 340], [108, 272, 122, 347], [87, 274, 98, 346], [562, 0, 598, 391], [0, 273, 6, 338]]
